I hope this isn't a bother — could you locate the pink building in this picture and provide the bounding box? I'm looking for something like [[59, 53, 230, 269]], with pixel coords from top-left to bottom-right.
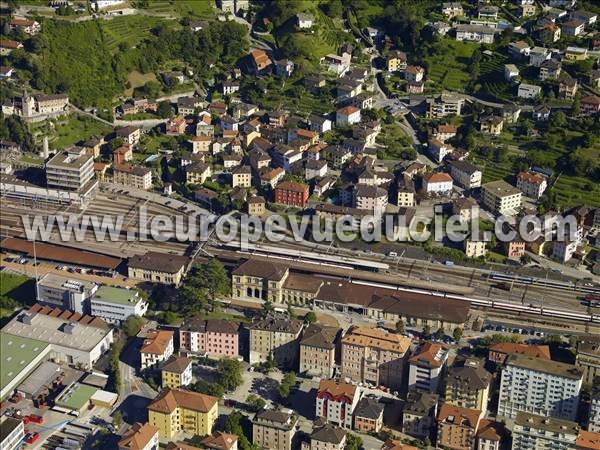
[[179, 318, 239, 358]]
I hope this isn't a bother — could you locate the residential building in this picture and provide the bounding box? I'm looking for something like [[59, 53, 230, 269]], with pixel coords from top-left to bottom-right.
[[140, 329, 174, 370], [533, 104, 551, 121], [408, 342, 449, 393], [581, 95, 600, 117], [442, 2, 464, 18], [128, 252, 189, 286], [455, 25, 498, 44], [475, 420, 507, 450], [436, 403, 482, 450], [247, 196, 266, 216], [552, 240, 578, 263], [232, 165, 251, 188], [177, 96, 203, 115], [118, 422, 159, 450], [306, 159, 328, 180], [404, 65, 424, 83], [564, 46, 588, 61], [444, 358, 491, 412], [45, 147, 95, 191], [200, 432, 238, 450], [247, 315, 303, 368], [562, 19, 585, 36], [274, 181, 309, 208], [512, 412, 579, 450], [341, 326, 411, 390], [539, 22, 561, 42], [296, 12, 314, 29], [529, 47, 550, 67], [116, 126, 141, 145], [148, 388, 218, 439], [423, 172, 453, 196], [354, 184, 388, 216], [590, 381, 600, 433], [0, 417, 25, 450], [315, 379, 362, 429], [382, 441, 418, 450], [90, 286, 148, 325], [114, 164, 153, 190], [480, 116, 504, 135], [576, 430, 600, 450], [397, 175, 416, 207], [252, 408, 298, 450], [498, 354, 583, 420], [508, 41, 531, 60], [386, 51, 407, 72], [428, 139, 453, 162], [576, 340, 600, 385], [559, 75, 578, 101], [571, 10, 598, 26], [464, 238, 487, 258], [426, 94, 465, 118], [221, 80, 240, 95], [179, 318, 239, 358], [161, 356, 193, 389], [336, 106, 361, 126], [453, 197, 479, 222], [300, 324, 341, 378], [354, 398, 384, 433], [504, 64, 520, 81], [432, 123, 457, 142], [539, 59, 561, 80], [308, 423, 346, 450], [503, 238, 526, 259], [36, 273, 98, 313], [478, 5, 498, 20], [482, 180, 522, 215], [189, 136, 211, 153], [9, 17, 41, 34], [518, 83, 542, 99], [186, 162, 212, 185], [248, 49, 273, 76], [402, 391, 438, 440], [516, 171, 547, 199], [520, 3, 536, 17], [449, 161, 482, 189]]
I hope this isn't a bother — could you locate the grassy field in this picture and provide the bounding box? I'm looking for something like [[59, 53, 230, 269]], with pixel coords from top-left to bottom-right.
[[101, 15, 162, 51], [425, 40, 478, 92], [138, 0, 214, 17], [479, 52, 513, 100], [125, 70, 158, 96], [552, 175, 600, 208], [0, 272, 34, 316], [51, 116, 113, 149]]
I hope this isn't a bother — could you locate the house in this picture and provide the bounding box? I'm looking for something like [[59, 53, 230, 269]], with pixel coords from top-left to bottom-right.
[[423, 172, 453, 195], [406, 81, 424, 94], [402, 391, 438, 439], [428, 139, 454, 162], [408, 342, 449, 393], [223, 154, 242, 169], [502, 103, 522, 123], [354, 398, 384, 433], [309, 115, 332, 134], [113, 144, 133, 164], [307, 423, 347, 450], [397, 175, 416, 207], [504, 64, 520, 81], [503, 238, 526, 259], [520, 3, 536, 17], [508, 41, 531, 60], [304, 75, 327, 94], [274, 181, 309, 208], [221, 80, 240, 95], [533, 104, 551, 121], [186, 162, 212, 185], [482, 180, 522, 215], [564, 46, 588, 60], [436, 403, 482, 450], [449, 161, 482, 189], [382, 441, 418, 450], [314, 176, 336, 197], [559, 75, 578, 101], [465, 237, 487, 258], [539, 59, 561, 80], [296, 12, 314, 29], [386, 51, 408, 72], [274, 59, 294, 77], [116, 126, 141, 146], [113, 164, 153, 191], [0, 39, 23, 56], [354, 184, 388, 216], [322, 53, 351, 76], [529, 47, 550, 67], [479, 116, 504, 135], [442, 2, 464, 18], [455, 25, 498, 44], [161, 356, 193, 389], [453, 197, 479, 222], [260, 167, 285, 188], [0, 66, 14, 79], [315, 379, 362, 429], [478, 5, 499, 20], [188, 136, 211, 154], [299, 324, 341, 378], [201, 432, 238, 450], [431, 124, 457, 143], [488, 342, 551, 365], [247, 196, 266, 216], [581, 95, 600, 116], [539, 22, 561, 42], [305, 159, 328, 180], [516, 171, 547, 199], [571, 10, 598, 26], [179, 317, 239, 358], [336, 106, 361, 126], [562, 19, 585, 36], [517, 83, 542, 99], [231, 165, 252, 188], [553, 240, 578, 263], [248, 49, 273, 76], [148, 388, 218, 439], [128, 251, 189, 286], [140, 329, 174, 370], [118, 422, 159, 450], [348, 93, 374, 110], [10, 17, 41, 34], [252, 408, 298, 450]]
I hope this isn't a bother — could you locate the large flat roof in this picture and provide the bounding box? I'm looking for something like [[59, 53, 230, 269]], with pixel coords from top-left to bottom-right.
[[55, 383, 97, 411], [92, 286, 140, 306], [1, 333, 50, 394]]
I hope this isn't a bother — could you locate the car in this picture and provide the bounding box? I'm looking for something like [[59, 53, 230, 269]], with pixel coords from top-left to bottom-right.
[[444, 260, 454, 266], [25, 432, 40, 444], [388, 251, 398, 257], [27, 415, 43, 424]]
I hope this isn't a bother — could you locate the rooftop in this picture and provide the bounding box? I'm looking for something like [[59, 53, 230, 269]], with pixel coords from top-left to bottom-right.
[[318, 379, 358, 400], [141, 329, 174, 355], [55, 382, 97, 411], [354, 397, 384, 420], [311, 423, 347, 444], [0, 332, 50, 393], [300, 324, 341, 350], [148, 388, 218, 414], [247, 315, 303, 335], [483, 180, 521, 197], [92, 286, 141, 306], [515, 411, 579, 434], [506, 354, 582, 379], [162, 356, 192, 375], [233, 259, 288, 281], [342, 326, 411, 354], [118, 422, 159, 450], [128, 251, 189, 274], [437, 402, 481, 429]]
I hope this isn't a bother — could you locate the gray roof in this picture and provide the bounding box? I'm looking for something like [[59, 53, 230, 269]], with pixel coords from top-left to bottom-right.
[[404, 391, 439, 416], [355, 397, 384, 420], [515, 411, 579, 434], [300, 324, 340, 349], [311, 423, 347, 444], [447, 358, 491, 390], [506, 354, 583, 380]]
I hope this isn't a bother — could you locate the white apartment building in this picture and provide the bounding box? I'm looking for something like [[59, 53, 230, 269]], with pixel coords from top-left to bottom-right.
[[408, 343, 449, 393], [426, 94, 465, 118], [590, 384, 600, 432], [498, 354, 583, 421], [455, 25, 498, 44], [552, 240, 578, 263], [354, 184, 388, 217], [140, 329, 174, 370], [516, 171, 547, 199], [113, 164, 153, 190], [45, 147, 94, 191], [512, 412, 579, 450], [482, 180, 522, 216], [37, 273, 98, 313], [315, 380, 362, 429], [0, 417, 24, 450], [450, 161, 482, 189], [423, 173, 453, 195], [464, 239, 487, 258], [518, 83, 542, 99], [90, 286, 148, 325], [428, 139, 453, 163]]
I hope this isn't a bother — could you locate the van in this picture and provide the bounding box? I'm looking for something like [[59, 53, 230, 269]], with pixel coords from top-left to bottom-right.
[[388, 251, 398, 257]]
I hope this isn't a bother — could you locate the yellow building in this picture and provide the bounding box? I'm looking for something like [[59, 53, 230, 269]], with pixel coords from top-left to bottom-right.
[[161, 356, 193, 389], [148, 388, 218, 439]]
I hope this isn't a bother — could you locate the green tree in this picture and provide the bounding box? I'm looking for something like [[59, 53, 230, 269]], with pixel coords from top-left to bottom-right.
[[278, 371, 297, 401], [217, 358, 243, 391], [224, 410, 254, 450], [124, 315, 144, 337], [345, 433, 363, 450], [395, 319, 405, 334], [261, 299, 275, 318], [196, 259, 231, 311], [436, 326, 445, 338], [453, 327, 463, 342], [246, 394, 266, 412], [422, 325, 431, 339], [304, 311, 317, 324]]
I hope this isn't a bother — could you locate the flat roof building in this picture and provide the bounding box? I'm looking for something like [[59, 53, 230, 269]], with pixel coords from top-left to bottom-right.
[[90, 286, 148, 325], [45, 146, 95, 192], [37, 273, 98, 314]]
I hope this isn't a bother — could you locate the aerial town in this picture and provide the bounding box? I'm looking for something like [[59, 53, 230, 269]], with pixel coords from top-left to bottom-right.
[[0, 0, 600, 449]]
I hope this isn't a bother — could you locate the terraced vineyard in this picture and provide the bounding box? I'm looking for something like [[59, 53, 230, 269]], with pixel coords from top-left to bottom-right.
[[425, 40, 477, 92], [480, 52, 513, 101], [101, 15, 161, 51]]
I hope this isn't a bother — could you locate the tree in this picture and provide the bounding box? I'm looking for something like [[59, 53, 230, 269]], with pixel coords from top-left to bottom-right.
[[422, 325, 431, 339], [112, 410, 123, 428], [124, 315, 144, 337], [194, 259, 230, 311], [345, 433, 363, 450], [264, 352, 276, 372], [261, 299, 275, 318], [453, 327, 463, 342], [520, 254, 532, 265], [279, 371, 297, 401], [157, 101, 173, 118], [395, 319, 405, 334], [246, 394, 266, 412], [217, 358, 243, 391], [436, 326, 445, 338], [304, 311, 317, 324], [224, 410, 254, 450]]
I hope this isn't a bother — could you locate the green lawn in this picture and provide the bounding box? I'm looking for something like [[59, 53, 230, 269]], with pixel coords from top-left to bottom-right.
[[425, 40, 478, 92], [0, 273, 34, 313], [51, 116, 113, 149]]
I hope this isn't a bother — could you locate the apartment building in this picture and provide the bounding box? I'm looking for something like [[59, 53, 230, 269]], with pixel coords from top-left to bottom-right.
[[36, 273, 98, 313], [354, 184, 389, 217], [482, 180, 522, 215], [274, 181, 310, 208], [408, 342, 449, 393], [45, 147, 95, 191], [116, 126, 141, 145], [113, 164, 153, 190], [576, 339, 600, 385], [453, 197, 479, 222], [354, 397, 384, 433], [397, 175, 416, 207], [186, 162, 212, 184], [299, 324, 341, 378], [128, 252, 189, 286], [436, 403, 482, 450], [426, 94, 465, 118], [455, 24, 498, 44], [444, 358, 491, 412], [498, 354, 583, 420], [315, 379, 362, 429], [423, 172, 453, 196], [464, 238, 487, 259], [308, 423, 347, 450], [201, 432, 239, 450], [0, 417, 25, 450], [232, 165, 252, 188], [386, 50, 407, 72], [340, 326, 411, 390], [252, 408, 298, 450], [590, 382, 600, 433], [148, 388, 218, 439], [140, 329, 174, 370], [179, 318, 239, 358], [90, 285, 148, 324], [161, 356, 193, 389], [449, 160, 482, 189], [480, 116, 504, 135], [516, 171, 547, 199], [512, 412, 579, 450], [247, 315, 303, 368], [118, 422, 159, 450], [488, 342, 550, 364], [402, 391, 438, 440]]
